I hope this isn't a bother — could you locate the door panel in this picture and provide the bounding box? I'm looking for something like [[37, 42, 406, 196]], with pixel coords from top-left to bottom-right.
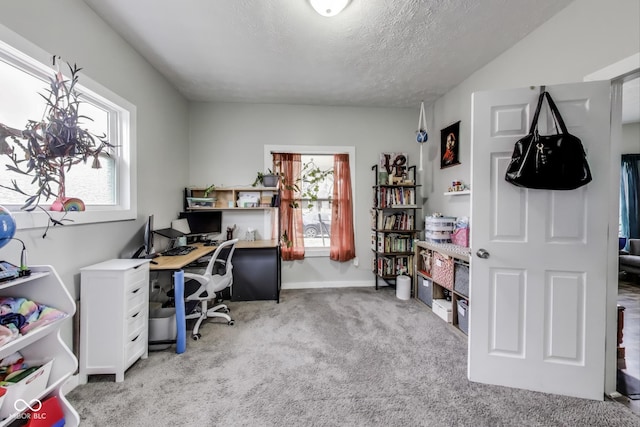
[[547, 191, 587, 242], [490, 269, 526, 356], [491, 154, 527, 240], [544, 271, 584, 363], [469, 81, 611, 400]]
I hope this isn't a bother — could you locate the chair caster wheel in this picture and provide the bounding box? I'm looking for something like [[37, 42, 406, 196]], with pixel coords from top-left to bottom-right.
[[224, 308, 230, 313], [228, 320, 235, 326], [192, 334, 201, 340]]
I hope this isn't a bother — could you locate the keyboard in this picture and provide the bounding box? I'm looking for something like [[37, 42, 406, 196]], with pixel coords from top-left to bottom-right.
[[163, 246, 196, 257]]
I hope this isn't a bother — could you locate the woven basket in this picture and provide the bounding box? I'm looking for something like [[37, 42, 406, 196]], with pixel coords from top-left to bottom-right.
[[432, 251, 454, 289]]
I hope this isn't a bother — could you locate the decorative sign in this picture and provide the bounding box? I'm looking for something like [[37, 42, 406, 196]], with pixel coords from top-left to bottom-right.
[[380, 153, 408, 184]]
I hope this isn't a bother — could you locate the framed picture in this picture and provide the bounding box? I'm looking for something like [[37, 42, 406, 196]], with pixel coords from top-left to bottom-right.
[[440, 121, 461, 169]]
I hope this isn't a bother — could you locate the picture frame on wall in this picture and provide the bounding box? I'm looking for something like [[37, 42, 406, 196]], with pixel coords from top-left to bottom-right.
[[440, 121, 461, 169]]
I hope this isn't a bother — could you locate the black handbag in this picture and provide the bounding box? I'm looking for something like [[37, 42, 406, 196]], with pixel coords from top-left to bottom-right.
[[505, 91, 592, 190]]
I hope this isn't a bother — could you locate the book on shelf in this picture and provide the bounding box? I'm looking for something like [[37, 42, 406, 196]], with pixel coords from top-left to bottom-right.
[[376, 187, 416, 208], [377, 212, 415, 231]]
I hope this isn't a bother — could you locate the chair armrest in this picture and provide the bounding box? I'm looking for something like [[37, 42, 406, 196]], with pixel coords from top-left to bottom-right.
[[183, 273, 208, 301], [183, 272, 207, 283]]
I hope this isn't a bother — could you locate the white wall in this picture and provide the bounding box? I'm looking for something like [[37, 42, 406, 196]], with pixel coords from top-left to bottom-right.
[[189, 102, 418, 287], [428, 0, 640, 217], [622, 122, 640, 153], [0, 1, 189, 345]]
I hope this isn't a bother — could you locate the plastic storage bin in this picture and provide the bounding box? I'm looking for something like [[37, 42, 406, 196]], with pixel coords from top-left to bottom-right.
[[186, 197, 214, 207], [454, 261, 469, 297], [424, 230, 452, 244], [0, 360, 53, 420], [457, 299, 469, 335], [432, 299, 452, 323], [417, 275, 433, 307], [149, 307, 177, 351], [425, 216, 456, 231]]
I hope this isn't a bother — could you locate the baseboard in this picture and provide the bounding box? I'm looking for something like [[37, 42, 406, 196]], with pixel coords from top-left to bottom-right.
[[282, 280, 373, 290]]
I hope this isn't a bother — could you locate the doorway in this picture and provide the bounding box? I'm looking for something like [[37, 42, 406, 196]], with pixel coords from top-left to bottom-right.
[[616, 74, 640, 410]]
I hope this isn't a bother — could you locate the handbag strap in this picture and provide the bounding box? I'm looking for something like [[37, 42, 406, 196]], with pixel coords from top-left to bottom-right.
[[542, 91, 569, 134], [529, 91, 569, 135]]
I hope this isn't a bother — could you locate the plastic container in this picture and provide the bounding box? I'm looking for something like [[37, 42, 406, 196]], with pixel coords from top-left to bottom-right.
[[425, 216, 455, 231], [0, 360, 53, 420], [424, 230, 452, 244], [432, 299, 452, 323], [186, 197, 214, 207], [396, 275, 411, 300], [149, 307, 177, 351]]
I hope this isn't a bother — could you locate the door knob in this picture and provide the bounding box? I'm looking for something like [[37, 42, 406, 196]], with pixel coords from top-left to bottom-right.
[[476, 248, 490, 259]]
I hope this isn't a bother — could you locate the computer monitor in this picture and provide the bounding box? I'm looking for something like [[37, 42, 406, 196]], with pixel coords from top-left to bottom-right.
[[179, 211, 222, 238], [133, 214, 156, 259], [144, 214, 154, 256]]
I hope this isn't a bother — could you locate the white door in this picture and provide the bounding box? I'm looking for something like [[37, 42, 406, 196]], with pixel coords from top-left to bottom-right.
[[469, 81, 611, 400]]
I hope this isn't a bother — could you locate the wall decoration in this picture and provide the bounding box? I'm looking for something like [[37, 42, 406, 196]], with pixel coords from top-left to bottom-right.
[[440, 121, 461, 169], [380, 153, 409, 184]]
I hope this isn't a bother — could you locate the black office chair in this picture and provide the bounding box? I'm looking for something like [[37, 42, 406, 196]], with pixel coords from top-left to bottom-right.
[[183, 239, 238, 340]]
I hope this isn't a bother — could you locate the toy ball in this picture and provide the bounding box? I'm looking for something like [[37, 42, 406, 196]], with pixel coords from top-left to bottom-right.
[[0, 206, 16, 250], [416, 130, 428, 143]]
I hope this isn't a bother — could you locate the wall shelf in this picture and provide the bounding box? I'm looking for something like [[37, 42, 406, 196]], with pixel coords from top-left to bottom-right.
[[185, 186, 278, 210], [444, 190, 471, 196]]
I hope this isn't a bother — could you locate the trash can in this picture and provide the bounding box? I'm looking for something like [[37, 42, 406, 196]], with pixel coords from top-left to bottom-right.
[[396, 275, 411, 300], [149, 306, 177, 351]]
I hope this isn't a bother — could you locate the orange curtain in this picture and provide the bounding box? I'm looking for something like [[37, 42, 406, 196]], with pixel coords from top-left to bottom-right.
[[274, 153, 304, 260], [330, 153, 355, 262]]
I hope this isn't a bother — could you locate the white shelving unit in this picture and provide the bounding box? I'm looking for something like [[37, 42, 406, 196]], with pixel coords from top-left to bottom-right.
[[0, 266, 79, 426]]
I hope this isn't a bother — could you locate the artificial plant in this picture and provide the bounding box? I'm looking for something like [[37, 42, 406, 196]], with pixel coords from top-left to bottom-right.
[[0, 61, 115, 210]]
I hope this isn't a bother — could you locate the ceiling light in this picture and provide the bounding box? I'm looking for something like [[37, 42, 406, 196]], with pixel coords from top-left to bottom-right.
[[309, 0, 350, 17]]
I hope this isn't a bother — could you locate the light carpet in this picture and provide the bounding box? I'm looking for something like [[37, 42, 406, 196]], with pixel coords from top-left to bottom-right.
[[67, 287, 640, 426]]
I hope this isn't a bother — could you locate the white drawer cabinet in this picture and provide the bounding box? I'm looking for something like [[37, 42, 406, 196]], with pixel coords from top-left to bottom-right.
[[79, 259, 150, 383]]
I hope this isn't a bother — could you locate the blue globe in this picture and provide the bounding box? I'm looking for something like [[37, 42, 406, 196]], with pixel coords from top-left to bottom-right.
[[0, 206, 16, 249]]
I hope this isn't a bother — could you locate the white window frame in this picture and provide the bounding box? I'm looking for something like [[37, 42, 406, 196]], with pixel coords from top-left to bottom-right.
[[0, 24, 137, 230], [265, 145, 356, 257]]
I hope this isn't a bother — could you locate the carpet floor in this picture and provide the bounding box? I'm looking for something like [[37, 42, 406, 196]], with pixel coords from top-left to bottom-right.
[[67, 287, 640, 426]]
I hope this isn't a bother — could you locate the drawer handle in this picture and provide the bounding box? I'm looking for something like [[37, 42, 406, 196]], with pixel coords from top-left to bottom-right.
[[132, 334, 140, 342], [131, 287, 141, 294], [132, 311, 140, 318]]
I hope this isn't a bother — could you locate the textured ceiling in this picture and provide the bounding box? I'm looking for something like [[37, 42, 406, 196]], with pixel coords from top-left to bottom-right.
[[83, 0, 575, 108]]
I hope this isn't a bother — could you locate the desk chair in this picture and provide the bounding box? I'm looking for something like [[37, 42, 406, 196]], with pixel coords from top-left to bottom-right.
[[183, 238, 238, 340]]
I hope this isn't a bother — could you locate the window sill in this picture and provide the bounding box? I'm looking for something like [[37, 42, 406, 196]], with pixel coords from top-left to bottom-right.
[[10, 207, 136, 230], [305, 247, 330, 257]]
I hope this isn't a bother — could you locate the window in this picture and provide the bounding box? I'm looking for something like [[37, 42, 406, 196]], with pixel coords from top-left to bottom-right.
[[0, 30, 136, 229], [266, 145, 355, 257], [300, 154, 333, 248]]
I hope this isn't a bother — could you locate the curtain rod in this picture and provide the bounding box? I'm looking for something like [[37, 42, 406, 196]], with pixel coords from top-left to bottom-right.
[[270, 151, 349, 155]]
